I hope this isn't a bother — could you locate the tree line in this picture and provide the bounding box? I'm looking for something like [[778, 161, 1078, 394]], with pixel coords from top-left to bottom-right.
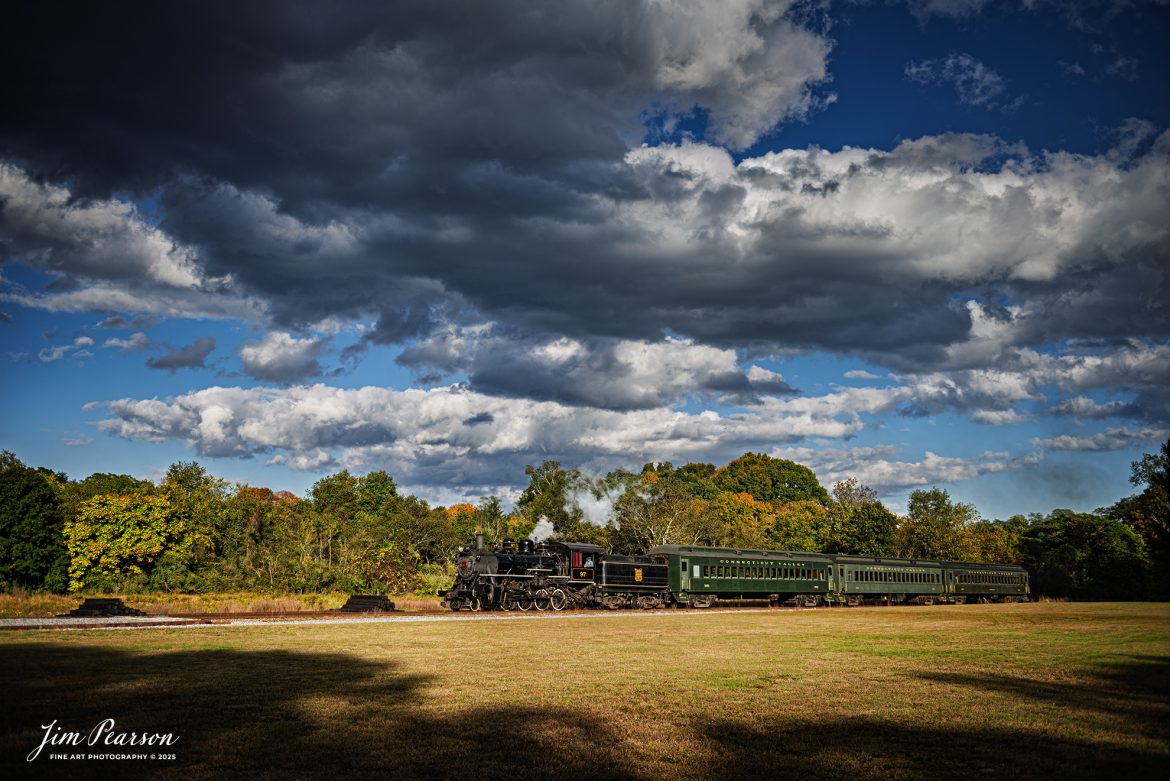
[[1, 442, 1167, 600]]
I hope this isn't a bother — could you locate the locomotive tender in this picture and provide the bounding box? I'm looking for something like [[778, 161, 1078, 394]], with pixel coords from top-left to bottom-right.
[[440, 536, 1029, 611]]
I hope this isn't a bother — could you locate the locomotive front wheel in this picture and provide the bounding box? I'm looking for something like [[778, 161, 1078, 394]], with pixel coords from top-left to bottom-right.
[[549, 588, 568, 611], [469, 597, 481, 611], [447, 598, 463, 611]]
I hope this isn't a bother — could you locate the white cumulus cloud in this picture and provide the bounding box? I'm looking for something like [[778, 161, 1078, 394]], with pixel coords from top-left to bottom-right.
[[240, 331, 332, 383]]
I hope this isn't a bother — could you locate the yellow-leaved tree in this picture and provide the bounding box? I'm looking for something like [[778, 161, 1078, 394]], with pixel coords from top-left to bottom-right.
[[64, 493, 195, 591]]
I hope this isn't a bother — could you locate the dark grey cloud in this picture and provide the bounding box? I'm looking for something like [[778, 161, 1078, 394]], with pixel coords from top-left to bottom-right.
[[1050, 396, 1137, 420], [146, 337, 215, 372], [1033, 426, 1169, 452], [1, 1, 1167, 400], [0, 1, 831, 329], [0, 2, 826, 198]]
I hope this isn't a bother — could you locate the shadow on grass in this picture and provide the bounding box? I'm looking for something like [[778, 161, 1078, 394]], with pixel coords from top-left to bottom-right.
[[1, 641, 634, 780], [3, 644, 1168, 780], [915, 655, 1170, 728], [700, 714, 1166, 780]]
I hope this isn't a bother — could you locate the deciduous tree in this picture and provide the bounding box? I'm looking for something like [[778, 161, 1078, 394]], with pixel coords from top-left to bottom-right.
[[825, 480, 899, 557], [767, 500, 828, 552], [1104, 438, 1170, 597], [1020, 510, 1149, 599], [65, 493, 190, 591], [609, 471, 718, 553], [0, 452, 68, 591], [714, 453, 829, 505], [897, 488, 975, 560], [708, 492, 774, 549], [517, 460, 588, 536]]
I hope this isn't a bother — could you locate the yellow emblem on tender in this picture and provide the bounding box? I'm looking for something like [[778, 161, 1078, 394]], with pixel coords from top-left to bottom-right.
[[634, 567, 643, 582]]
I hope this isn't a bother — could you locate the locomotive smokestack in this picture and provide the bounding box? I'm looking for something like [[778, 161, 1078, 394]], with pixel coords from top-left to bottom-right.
[[475, 534, 484, 550]]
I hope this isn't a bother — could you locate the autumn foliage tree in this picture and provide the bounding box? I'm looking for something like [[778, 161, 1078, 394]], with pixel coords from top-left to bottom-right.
[[708, 492, 774, 550], [767, 500, 829, 552], [609, 467, 718, 552], [897, 488, 976, 560], [65, 493, 193, 591], [714, 453, 830, 505]]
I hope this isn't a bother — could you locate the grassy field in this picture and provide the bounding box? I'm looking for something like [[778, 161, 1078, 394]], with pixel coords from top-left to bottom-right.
[[3, 603, 1168, 780]]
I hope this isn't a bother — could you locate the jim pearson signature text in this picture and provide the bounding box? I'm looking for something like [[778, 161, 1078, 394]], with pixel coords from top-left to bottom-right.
[[28, 719, 179, 761]]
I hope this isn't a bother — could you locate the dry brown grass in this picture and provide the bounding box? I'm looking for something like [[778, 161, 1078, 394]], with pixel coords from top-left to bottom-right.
[[0, 591, 446, 617], [387, 594, 443, 612], [129, 593, 349, 615], [0, 591, 80, 617], [3, 603, 1168, 780]]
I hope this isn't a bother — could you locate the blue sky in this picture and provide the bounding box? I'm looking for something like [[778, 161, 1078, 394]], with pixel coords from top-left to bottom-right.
[[2, 0, 1167, 520]]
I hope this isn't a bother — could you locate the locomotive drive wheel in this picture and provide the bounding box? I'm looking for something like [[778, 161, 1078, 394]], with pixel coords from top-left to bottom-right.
[[533, 588, 551, 611], [549, 588, 568, 611], [515, 598, 532, 611]]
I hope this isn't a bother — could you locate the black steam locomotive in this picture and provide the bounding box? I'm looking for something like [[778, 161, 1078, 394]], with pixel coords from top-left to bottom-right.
[[440, 535, 669, 611]]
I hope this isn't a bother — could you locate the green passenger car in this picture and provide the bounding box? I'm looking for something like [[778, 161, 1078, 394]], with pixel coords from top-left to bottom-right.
[[649, 545, 835, 607], [649, 545, 1031, 607], [943, 561, 1030, 603], [833, 555, 945, 605]]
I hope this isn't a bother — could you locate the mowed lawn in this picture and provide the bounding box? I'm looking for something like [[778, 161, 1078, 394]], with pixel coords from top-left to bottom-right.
[[3, 603, 1168, 780]]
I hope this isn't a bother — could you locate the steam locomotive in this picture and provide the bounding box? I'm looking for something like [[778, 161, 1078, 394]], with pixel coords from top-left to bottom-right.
[[440, 535, 669, 611], [440, 536, 1030, 611]]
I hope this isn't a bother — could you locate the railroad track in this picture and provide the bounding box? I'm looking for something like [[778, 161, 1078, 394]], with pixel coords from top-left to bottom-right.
[[161, 601, 848, 621]]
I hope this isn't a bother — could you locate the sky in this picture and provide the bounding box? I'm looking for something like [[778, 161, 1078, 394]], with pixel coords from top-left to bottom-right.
[[1, 0, 1168, 520]]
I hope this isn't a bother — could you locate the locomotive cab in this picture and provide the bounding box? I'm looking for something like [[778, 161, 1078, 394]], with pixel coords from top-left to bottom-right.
[[563, 542, 603, 581]]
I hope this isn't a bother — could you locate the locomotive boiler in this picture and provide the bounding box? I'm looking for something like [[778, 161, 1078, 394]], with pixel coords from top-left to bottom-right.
[[440, 535, 670, 611]]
